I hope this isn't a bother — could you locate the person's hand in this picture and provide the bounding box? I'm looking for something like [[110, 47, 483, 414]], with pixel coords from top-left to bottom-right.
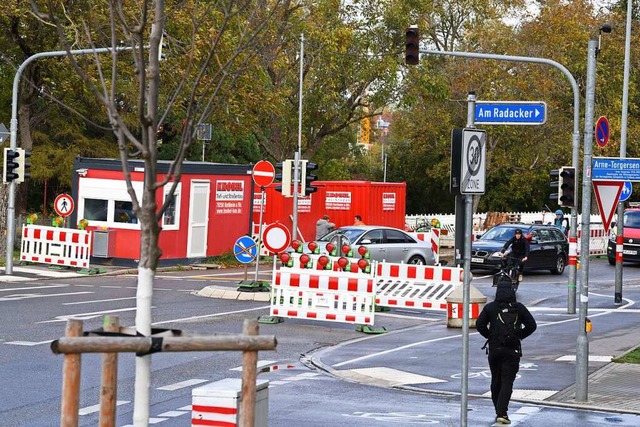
[[500, 252, 504, 257], [522, 257, 528, 262]]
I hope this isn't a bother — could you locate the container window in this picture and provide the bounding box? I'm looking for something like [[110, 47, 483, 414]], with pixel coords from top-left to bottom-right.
[[114, 201, 137, 223], [84, 199, 108, 221], [162, 184, 181, 230]]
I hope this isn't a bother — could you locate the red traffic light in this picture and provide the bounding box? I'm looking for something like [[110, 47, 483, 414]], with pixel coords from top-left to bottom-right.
[[318, 255, 329, 267], [357, 246, 368, 257], [300, 254, 310, 266], [325, 242, 335, 254], [308, 241, 318, 253], [357, 258, 369, 270], [405, 26, 420, 65], [342, 244, 351, 255], [291, 240, 302, 252], [337, 257, 348, 269]]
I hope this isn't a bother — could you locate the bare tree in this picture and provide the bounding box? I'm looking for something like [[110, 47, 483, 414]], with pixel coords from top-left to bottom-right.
[[30, 0, 289, 424]]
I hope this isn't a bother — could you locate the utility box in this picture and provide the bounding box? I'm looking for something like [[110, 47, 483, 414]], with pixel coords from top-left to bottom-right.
[[192, 378, 269, 427], [92, 229, 115, 258]]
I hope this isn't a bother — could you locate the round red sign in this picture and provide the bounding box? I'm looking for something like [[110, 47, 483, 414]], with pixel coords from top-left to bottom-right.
[[252, 160, 276, 188], [54, 193, 75, 217], [262, 222, 291, 254]]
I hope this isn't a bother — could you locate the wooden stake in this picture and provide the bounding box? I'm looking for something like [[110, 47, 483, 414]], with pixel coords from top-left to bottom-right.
[[100, 316, 120, 427], [60, 319, 83, 427], [240, 319, 258, 427]]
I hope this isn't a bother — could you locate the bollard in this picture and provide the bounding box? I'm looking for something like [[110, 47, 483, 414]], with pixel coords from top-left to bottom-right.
[[446, 284, 487, 328], [192, 378, 269, 427]]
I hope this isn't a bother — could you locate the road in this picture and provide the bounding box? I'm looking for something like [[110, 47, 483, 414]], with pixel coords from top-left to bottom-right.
[[1, 258, 640, 426]]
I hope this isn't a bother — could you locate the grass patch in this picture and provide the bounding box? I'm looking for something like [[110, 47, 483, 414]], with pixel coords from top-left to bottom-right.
[[613, 346, 640, 364]]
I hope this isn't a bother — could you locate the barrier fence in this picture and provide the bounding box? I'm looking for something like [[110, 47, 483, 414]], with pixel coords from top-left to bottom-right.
[[20, 224, 92, 268]]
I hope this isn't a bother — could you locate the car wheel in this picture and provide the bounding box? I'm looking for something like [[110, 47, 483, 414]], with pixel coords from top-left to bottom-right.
[[551, 254, 566, 275], [608, 257, 616, 266], [408, 255, 426, 265]]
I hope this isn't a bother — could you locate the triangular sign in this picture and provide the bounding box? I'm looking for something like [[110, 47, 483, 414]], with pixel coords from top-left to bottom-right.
[[593, 180, 624, 233]]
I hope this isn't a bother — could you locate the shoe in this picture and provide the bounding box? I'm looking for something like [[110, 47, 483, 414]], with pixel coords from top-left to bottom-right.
[[496, 415, 511, 424], [518, 274, 523, 282]]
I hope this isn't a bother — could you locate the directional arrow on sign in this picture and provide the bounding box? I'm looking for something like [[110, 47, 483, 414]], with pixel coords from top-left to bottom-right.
[[593, 180, 624, 233]]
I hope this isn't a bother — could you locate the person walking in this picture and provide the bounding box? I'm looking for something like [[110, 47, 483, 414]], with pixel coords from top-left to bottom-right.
[[476, 281, 537, 425], [316, 214, 335, 240], [353, 215, 365, 226]]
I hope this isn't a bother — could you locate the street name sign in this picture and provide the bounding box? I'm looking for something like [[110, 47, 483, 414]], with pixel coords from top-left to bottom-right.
[[474, 101, 547, 125], [592, 157, 640, 182]]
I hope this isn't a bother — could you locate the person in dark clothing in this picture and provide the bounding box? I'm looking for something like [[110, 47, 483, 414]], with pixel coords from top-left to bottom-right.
[[476, 281, 537, 425], [500, 229, 530, 281]]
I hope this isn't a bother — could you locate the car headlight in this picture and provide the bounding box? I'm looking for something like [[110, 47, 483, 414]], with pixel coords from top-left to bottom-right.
[[490, 251, 503, 258]]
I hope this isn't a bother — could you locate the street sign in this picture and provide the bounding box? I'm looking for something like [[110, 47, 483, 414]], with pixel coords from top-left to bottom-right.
[[233, 235, 258, 264], [460, 128, 486, 194], [593, 180, 624, 233], [620, 181, 633, 202], [262, 222, 291, 254], [474, 101, 547, 125], [54, 193, 74, 217], [592, 157, 640, 181], [252, 160, 276, 188], [0, 123, 8, 144], [595, 116, 610, 148]]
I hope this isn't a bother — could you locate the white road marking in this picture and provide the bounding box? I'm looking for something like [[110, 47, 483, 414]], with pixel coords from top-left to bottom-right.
[[157, 410, 189, 417], [158, 379, 209, 391], [63, 296, 137, 305], [230, 360, 277, 371], [555, 355, 612, 363], [0, 284, 69, 292], [0, 291, 92, 302], [349, 367, 445, 385], [79, 400, 129, 415], [37, 306, 145, 323], [5, 340, 52, 346], [152, 306, 269, 325]]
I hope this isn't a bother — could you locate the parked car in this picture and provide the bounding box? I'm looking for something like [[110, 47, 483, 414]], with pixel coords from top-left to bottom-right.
[[312, 225, 435, 265], [470, 223, 568, 274], [607, 207, 640, 265]]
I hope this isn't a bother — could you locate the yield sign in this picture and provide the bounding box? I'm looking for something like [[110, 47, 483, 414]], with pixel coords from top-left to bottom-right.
[[593, 180, 624, 232]]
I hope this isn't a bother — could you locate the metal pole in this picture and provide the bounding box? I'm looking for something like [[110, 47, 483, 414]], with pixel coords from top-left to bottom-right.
[[292, 34, 304, 241], [459, 91, 476, 427], [576, 39, 598, 402], [5, 47, 132, 274], [615, 0, 632, 305], [254, 187, 266, 282]]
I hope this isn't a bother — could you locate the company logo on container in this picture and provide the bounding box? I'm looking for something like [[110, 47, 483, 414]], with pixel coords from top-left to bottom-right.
[[216, 180, 244, 201]]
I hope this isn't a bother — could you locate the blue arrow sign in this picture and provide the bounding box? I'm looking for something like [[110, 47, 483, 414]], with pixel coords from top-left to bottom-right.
[[474, 101, 547, 125], [592, 157, 640, 182], [234, 235, 258, 264]]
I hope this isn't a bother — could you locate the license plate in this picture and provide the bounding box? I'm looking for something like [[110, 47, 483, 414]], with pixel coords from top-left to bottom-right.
[[623, 249, 637, 255], [471, 257, 484, 263]]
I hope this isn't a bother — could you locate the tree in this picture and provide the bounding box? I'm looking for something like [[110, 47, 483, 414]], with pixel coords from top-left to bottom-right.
[[29, 1, 290, 424]]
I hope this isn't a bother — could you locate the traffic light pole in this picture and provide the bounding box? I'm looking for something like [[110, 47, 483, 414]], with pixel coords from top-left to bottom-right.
[[4, 47, 133, 275], [415, 46, 581, 314], [292, 34, 304, 242]]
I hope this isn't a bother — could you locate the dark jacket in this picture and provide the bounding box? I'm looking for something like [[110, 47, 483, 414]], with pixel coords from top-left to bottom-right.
[[476, 282, 537, 354], [501, 235, 530, 258]]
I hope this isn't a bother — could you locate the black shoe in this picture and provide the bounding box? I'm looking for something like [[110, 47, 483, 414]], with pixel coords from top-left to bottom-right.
[[496, 414, 511, 424]]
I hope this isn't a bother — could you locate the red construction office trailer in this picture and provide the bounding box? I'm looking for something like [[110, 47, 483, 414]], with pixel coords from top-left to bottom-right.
[[71, 157, 253, 265], [252, 180, 406, 241]]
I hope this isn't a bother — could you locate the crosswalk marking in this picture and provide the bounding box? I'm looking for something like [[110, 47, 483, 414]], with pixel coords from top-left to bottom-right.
[[157, 379, 209, 391], [79, 400, 129, 415]]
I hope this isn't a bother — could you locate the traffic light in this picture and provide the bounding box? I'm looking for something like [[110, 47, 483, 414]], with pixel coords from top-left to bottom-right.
[[300, 160, 318, 196], [405, 26, 420, 65], [549, 169, 559, 203], [16, 148, 31, 183], [559, 166, 576, 207], [275, 159, 293, 197], [3, 148, 20, 183]]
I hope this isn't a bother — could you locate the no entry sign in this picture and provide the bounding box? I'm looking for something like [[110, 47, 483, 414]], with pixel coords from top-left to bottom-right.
[[252, 160, 276, 188]]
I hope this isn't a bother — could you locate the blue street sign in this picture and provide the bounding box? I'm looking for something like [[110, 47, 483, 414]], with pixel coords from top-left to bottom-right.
[[592, 157, 640, 182], [474, 101, 547, 125], [234, 235, 258, 264], [620, 181, 633, 201]]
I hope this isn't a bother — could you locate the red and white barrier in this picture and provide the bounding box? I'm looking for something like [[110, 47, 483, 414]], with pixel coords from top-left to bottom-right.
[[20, 225, 91, 268], [577, 225, 608, 256], [411, 228, 441, 264], [374, 262, 463, 312], [192, 378, 269, 427], [270, 268, 376, 325], [447, 301, 481, 320]]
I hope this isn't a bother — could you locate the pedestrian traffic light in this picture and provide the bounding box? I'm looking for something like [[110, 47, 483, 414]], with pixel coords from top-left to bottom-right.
[[549, 169, 559, 203], [15, 148, 30, 183], [300, 160, 318, 196], [275, 159, 293, 197], [559, 166, 577, 208], [405, 26, 420, 65], [3, 148, 20, 183]]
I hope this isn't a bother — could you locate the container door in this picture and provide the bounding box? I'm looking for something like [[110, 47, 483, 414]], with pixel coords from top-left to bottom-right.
[[187, 181, 210, 257]]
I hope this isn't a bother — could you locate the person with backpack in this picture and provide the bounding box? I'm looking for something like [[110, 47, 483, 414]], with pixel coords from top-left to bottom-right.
[[476, 280, 537, 425]]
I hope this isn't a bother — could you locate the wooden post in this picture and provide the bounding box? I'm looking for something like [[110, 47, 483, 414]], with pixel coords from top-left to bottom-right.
[[99, 316, 120, 427], [240, 319, 258, 427], [60, 319, 83, 427]]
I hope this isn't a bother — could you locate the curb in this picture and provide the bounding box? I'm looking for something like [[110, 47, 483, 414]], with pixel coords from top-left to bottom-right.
[[194, 285, 271, 302]]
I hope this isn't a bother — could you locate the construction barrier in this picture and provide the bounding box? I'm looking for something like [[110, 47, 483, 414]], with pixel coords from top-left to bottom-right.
[[577, 225, 608, 256], [269, 267, 376, 325], [374, 262, 463, 312], [20, 224, 92, 268], [446, 285, 487, 328], [192, 378, 269, 427]]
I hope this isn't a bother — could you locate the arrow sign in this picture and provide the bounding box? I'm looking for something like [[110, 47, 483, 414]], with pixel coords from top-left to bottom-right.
[[474, 101, 547, 125], [593, 180, 624, 233]]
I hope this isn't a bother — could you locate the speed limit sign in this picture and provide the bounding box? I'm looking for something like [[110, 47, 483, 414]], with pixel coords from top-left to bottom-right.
[[460, 128, 486, 195]]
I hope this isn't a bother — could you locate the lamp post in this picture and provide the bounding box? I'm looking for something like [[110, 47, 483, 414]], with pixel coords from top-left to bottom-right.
[[5, 47, 132, 274]]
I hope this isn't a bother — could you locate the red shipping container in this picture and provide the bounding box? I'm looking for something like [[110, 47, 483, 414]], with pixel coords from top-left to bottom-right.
[[253, 181, 406, 242]]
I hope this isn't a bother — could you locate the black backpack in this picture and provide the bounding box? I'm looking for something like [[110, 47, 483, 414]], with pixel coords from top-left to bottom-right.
[[493, 303, 521, 347]]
